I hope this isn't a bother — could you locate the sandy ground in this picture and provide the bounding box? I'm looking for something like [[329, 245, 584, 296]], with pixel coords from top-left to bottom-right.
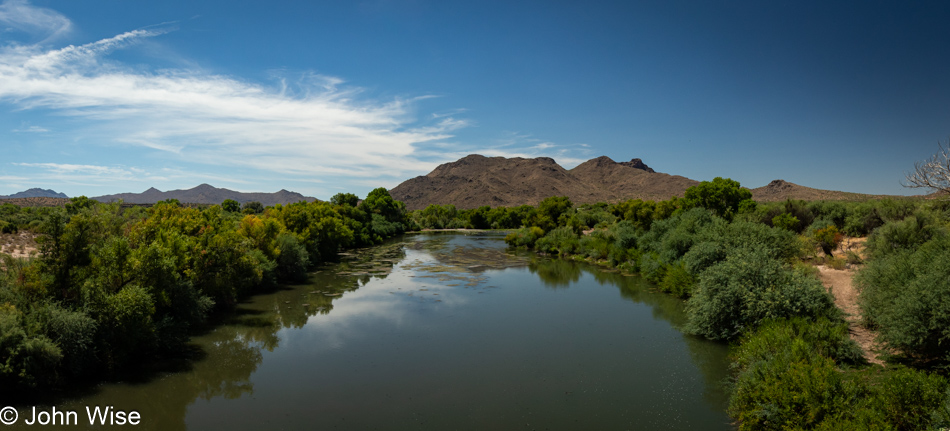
[[0, 232, 39, 259], [815, 237, 884, 366]]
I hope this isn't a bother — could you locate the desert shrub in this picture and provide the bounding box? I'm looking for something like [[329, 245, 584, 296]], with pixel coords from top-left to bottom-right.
[[685, 247, 837, 341], [857, 235, 950, 361], [771, 212, 799, 231], [864, 213, 947, 259], [843, 202, 886, 236], [826, 256, 847, 270], [813, 225, 843, 256], [717, 220, 800, 261], [808, 201, 848, 228], [729, 318, 949, 430]]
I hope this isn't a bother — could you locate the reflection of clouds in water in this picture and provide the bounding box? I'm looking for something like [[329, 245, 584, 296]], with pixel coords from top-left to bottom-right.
[[281, 247, 473, 351]]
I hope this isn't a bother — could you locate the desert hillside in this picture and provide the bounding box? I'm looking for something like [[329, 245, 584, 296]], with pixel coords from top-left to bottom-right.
[[391, 155, 900, 210]]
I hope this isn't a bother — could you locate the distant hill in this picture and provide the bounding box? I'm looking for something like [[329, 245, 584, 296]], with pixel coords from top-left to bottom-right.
[[390, 155, 904, 210], [390, 155, 699, 210], [91, 184, 316, 206], [0, 188, 68, 199], [749, 179, 895, 202]]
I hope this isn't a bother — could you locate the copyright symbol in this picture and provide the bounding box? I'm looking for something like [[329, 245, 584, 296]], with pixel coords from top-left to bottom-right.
[[0, 407, 17, 425]]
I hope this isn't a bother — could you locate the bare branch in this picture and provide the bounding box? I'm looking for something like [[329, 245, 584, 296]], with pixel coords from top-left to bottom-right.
[[903, 141, 950, 194]]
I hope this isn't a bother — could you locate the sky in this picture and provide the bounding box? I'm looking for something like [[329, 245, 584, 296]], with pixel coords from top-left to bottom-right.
[[1, 0, 949, 199]]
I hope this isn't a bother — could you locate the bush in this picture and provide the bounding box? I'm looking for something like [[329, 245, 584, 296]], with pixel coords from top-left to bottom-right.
[[864, 213, 947, 259], [504, 226, 545, 248], [857, 236, 950, 362], [813, 225, 843, 256], [535, 226, 580, 255], [659, 262, 694, 298], [685, 247, 838, 341], [771, 212, 800, 231], [729, 318, 949, 430]]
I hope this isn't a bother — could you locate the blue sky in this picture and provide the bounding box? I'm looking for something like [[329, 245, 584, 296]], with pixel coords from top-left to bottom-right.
[[1, 0, 949, 199]]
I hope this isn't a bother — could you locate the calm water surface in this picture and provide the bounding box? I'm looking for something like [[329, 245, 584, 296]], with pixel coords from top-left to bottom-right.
[[16, 233, 734, 430]]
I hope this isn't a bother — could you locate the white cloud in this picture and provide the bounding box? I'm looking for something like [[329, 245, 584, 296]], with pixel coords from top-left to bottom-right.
[[0, 25, 463, 184], [0, 2, 592, 194], [0, 0, 71, 42]]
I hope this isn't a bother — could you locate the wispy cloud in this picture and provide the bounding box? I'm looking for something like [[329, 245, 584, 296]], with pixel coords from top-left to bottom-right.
[[0, 14, 463, 184], [0, 1, 590, 195], [12, 123, 47, 132], [0, 0, 71, 42]]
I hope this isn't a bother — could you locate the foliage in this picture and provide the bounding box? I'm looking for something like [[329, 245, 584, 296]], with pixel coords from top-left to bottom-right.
[[864, 212, 947, 259], [729, 318, 949, 430], [857, 235, 950, 362], [0, 186, 406, 391], [682, 177, 753, 219], [813, 225, 843, 256], [221, 199, 240, 213], [534, 226, 580, 255], [241, 201, 264, 214], [504, 226, 545, 248], [771, 212, 800, 231], [330, 193, 360, 207], [534, 196, 574, 232], [685, 247, 838, 341]]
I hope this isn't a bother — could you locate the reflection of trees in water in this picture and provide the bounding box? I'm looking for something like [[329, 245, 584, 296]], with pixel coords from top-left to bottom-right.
[[42, 324, 264, 431], [527, 257, 581, 288], [29, 239, 411, 431], [528, 256, 731, 410]]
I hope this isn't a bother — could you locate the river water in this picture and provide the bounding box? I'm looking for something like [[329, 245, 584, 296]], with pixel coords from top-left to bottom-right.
[[12, 232, 734, 430]]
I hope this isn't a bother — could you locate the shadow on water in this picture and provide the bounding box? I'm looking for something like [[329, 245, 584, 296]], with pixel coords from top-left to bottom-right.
[[525, 255, 733, 410]]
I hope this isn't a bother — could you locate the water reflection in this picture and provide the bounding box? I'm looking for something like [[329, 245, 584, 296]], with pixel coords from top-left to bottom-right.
[[14, 233, 733, 430]]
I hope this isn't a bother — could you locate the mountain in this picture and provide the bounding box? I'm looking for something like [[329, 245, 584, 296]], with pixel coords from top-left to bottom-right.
[[390, 155, 697, 210], [0, 188, 68, 199], [390, 155, 903, 210], [568, 156, 699, 202], [389, 155, 609, 210], [91, 184, 316, 206]]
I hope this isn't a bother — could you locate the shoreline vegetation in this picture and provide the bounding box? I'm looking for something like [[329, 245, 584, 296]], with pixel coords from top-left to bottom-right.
[[409, 177, 950, 429], [0, 189, 408, 402], [3, 180, 950, 428]]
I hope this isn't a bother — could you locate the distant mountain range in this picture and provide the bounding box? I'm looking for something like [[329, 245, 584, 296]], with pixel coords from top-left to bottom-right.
[[0, 188, 68, 199], [91, 184, 316, 207], [389, 154, 893, 210]]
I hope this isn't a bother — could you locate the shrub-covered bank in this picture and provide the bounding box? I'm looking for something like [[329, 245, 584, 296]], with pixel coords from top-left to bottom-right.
[[0, 189, 407, 396], [502, 179, 950, 430]]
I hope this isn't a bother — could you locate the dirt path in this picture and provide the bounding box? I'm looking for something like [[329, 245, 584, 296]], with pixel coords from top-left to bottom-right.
[[817, 265, 883, 365]]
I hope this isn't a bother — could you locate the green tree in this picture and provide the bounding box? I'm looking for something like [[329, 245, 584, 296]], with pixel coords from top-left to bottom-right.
[[221, 199, 240, 213], [330, 193, 360, 207], [534, 196, 573, 232], [241, 201, 264, 214], [683, 177, 753, 219]]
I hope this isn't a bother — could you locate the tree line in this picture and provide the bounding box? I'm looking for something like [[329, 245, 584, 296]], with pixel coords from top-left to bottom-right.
[[0, 188, 407, 396]]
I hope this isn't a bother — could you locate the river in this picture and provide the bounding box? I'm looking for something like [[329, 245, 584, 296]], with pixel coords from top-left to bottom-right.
[[10, 232, 734, 430]]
